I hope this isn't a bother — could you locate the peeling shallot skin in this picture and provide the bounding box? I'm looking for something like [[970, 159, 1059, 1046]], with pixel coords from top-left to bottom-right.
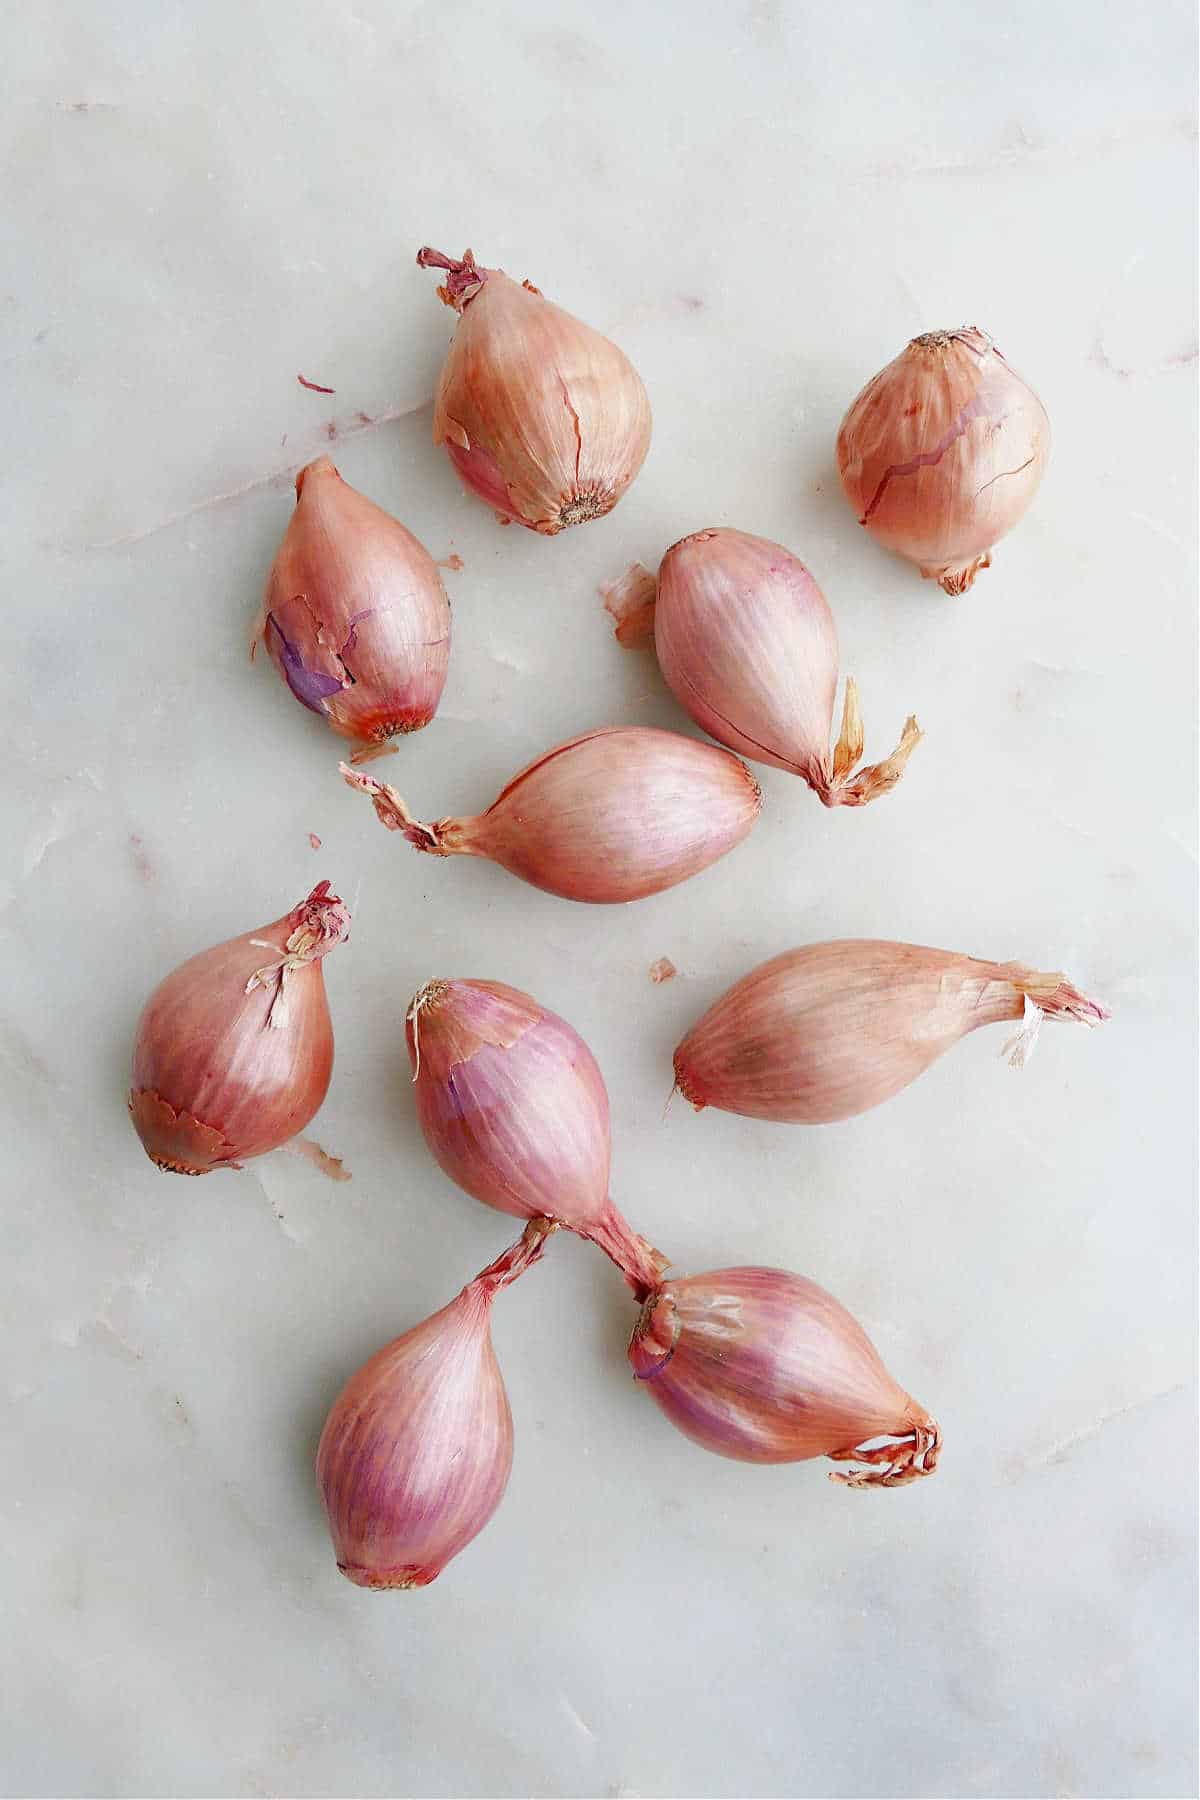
[[836, 327, 1050, 594], [261, 457, 450, 744], [417, 247, 652, 534], [128, 883, 349, 1174], [673, 939, 1109, 1124], [628, 1266, 941, 1485]]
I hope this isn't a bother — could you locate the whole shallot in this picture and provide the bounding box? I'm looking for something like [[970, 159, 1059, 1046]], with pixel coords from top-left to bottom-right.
[[836, 327, 1050, 595], [406, 978, 664, 1295], [128, 881, 349, 1173], [340, 726, 761, 904], [629, 1265, 940, 1486], [417, 246, 651, 533], [673, 939, 1109, 1124], [256, 456, 451, 750], [603, 530, 920, 807], [317, 1218, 554, 1589]]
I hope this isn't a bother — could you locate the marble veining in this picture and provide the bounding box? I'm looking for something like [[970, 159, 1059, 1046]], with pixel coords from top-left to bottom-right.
[[2, 1, 1195, 1796]]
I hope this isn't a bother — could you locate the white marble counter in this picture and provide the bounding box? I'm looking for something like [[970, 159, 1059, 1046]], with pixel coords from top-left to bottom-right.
[[2, 3, 1196, 1795]]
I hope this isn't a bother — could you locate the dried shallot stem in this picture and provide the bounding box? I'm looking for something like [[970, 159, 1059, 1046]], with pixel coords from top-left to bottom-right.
[[415, 245, 487, 312], [828, 1419, 942, 1488], [245, 880, 352, 1029], [816, 679, 923, 808], [474, 1217, 559, 1297], [580, 1204, 670, 1303], [339, 763, 460, 855]]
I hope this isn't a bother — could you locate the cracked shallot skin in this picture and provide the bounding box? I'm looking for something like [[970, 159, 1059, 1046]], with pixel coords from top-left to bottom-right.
[[417, 247, 651, 534], [836, 327, 1049, 594], [260, 457, 451, 745]]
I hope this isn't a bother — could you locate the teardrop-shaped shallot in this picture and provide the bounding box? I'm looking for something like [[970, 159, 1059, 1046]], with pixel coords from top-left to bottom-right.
[[603, 531, 920, 807], [673, 939, 1109, 1124], [629, 1266, 940, 1486], [836, 327, 1050, 595], [317, 1218, 553, 1589], [406, 978, 664, 1294], [417, 246, 651, 533], [256, 456, 451, 748], [340, 725, 761, 904], [128, 881, 349, 1173]]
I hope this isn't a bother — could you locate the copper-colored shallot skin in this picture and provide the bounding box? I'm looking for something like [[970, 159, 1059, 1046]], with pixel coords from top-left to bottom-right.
[[629, 1266, 940, 1485], [316, 1219, 552, 1589], [261, 457, 450, 746], [316, 1285, 513, 1590], [341, 726, 762, 904], [674, 939, 1108, 1124], [404, 978, 663, 1293], [128, 883, 348, 1173], [418, 246, 651, 534], [836, 327, 1050, 594], [649, 528, 921, 805]]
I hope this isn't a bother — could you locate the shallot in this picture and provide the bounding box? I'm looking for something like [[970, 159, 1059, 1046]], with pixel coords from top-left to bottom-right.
[[406, 978, 664, 1294], [128, 881, 349, 1173], [317, 1218, 554, 1589], [836, 327, 1050, 595], [417, 246, 651, 532], [629, 1265, 940, 1486], [257, 456, 450, 748], [673, 939, 1109, 1124], [604, 531, 920, 806], [340, 725, 761, 903]]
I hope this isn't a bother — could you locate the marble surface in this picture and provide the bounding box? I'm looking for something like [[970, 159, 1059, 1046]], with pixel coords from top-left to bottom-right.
[[2, 3, 1196, 1796]]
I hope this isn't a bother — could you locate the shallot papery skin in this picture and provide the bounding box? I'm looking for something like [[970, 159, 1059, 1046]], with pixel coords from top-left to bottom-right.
[[629, 1266, 940, 1486], [258, 456, 450, 746], [604, 531, 921, 806], [406, 978, 664, 1295], [673, 939, 1109, 1125], [417, 246, 651, 534], [340, 725, 761, 904], [317, 1219, 553, 1589], [128, 881, 349, 1174], [836, 327, 1050, 595]]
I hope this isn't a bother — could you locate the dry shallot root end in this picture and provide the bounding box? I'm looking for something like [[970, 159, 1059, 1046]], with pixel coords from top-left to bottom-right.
[[649, 957, 677, 984], [337, 1562, 428, 1591], [671, 1059, 706, 1112], [553, 489, 616, 532], [828, 1420, 942, 1488], [416, 245, 486, 312], [601, 562, 658, 647], [927, 552, 991, 596], [338, 762, 452, 855], [127, 1090, 239, 1177], [817, 682, 922, 809]]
